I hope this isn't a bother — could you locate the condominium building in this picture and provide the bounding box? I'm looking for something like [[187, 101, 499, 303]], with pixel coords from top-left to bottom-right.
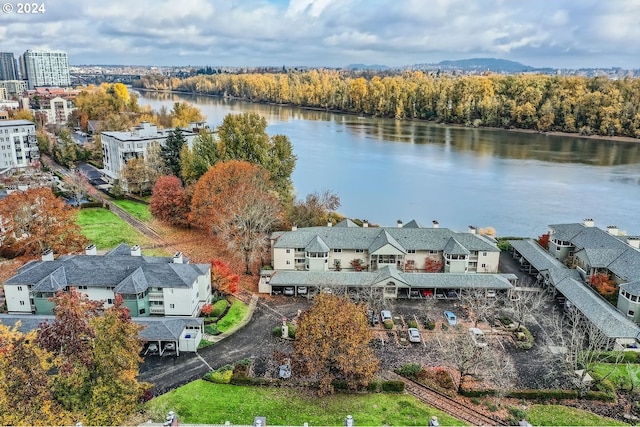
[[20, 50, 71, 89], [3, 243, 212, 318], [25, 87, 79, 125], [0, 52, 19, 81], [101, 121, 200, 182], [0, 119, 39, 172], [0, 80, 28, 97]]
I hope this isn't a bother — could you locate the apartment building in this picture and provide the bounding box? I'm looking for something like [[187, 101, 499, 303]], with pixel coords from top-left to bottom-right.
[[0, 119, 39, 173], [25, 87, 79, 125], [20, 50, 71, 89], [0, 52, 19, 81], [3, 243, 212, 318], [0, 80, 28, 97], [101, 121, 200, 182], [261, 219, 512, 298]]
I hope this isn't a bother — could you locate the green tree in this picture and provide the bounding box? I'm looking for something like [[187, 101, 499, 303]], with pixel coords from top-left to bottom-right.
[[293, 294, 379, 395], [218, 112, 270, 164], [160, 128, 187, 178], [121, 157, 150, 196], [266, 134, 297, 202], [180, 131, 218, 185]]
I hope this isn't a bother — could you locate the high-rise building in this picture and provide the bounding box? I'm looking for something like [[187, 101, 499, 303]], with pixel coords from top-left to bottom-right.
[[19, 50, 71, 89], [0, 52, 19, 80]]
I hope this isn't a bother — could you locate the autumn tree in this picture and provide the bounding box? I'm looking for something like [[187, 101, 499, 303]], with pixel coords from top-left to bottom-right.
[[0, 325, 76, 426], [211, 259, 240, 294], [425, 257, 443, 273], [287, 189, 341, 227], [190, 161, 282, 274], [145, 140, 169, 185], [589, 272, 618, 300], [121, 157, 151, 196], [170, 101, 205, 128], [0, 188, 88, 258], [538, 232, 550, 249], [149, 175, 190, 227], [160, 128, 187, 178], [293, 293, 379, 395]]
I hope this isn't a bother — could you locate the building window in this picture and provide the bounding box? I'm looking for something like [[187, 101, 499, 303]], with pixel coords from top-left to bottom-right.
[[170, 303, 175, 309], [286, 249, 291, 253], [19, 300, 25, 306], [107, 299, 114, 304], [355, 249, 364, 253], [629, 310, 635, 317], [407, 249, 416, 254], [17, 286, 22, 291], [481, 263, 487, 268], [632, 295, 638, 302], [139, 308, 146, 315], [333, 249, 342, 253], [286, 260, 291, 265], [482, 252, 487, 256], [78, 286, 88, 290], [429, 250, 438, 254]]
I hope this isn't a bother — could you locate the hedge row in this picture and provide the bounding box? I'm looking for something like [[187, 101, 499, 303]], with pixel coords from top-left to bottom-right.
[[460, 388, 615, 402]]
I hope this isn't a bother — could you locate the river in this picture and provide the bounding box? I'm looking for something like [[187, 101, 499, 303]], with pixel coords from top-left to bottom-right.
[[136, 91, 640, 237]]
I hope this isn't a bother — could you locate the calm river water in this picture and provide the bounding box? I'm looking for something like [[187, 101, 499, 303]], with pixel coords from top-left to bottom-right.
[[137, 91, 640, 237]]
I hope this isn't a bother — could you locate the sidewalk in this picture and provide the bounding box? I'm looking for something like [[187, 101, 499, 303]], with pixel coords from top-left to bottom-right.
[[202, 294, 259, 343]]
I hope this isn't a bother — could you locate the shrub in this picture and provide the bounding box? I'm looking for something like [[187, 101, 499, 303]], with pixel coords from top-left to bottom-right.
[[434, 368, 455, 390], [332, 379, 349, 390], [381, 380, 405, 393], [484, 400, 498, 412], [407, 319, 418, 328], [383, 320, 394, 329], [232, 362, 250, 378], [425, 319, 436, 330], [287, 321, 296, 339], [211, 299, 229, 318], [367, 380, 382, 392], [205, 323, 220, 335], [508, 407, 528, 425], [584, 390, 616, 402], [203, 369, 233, 384], [272, 326, 283, 337], [396, 363, 423, 380], [515, 325, 534, 350], [499, 316, 512, 326]]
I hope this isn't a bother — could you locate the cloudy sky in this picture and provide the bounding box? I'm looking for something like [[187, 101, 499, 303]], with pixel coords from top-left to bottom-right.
[[1, 0, 639, 69]]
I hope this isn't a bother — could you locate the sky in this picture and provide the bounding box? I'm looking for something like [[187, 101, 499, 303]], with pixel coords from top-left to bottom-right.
[[1, 0, 640, 69]]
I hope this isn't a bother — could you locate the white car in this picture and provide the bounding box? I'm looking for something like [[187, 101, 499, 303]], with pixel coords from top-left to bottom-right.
[[469, 327, 488, 347], [408, 328, 421, 343], [380, 310, 392, 322]]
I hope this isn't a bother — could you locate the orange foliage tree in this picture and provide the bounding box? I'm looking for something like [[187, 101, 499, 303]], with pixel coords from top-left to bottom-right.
[[293, 293, 379, 395], [211, 259, 240, 294], [538, 232, 550, 249], [425, 257, 443, 273], [149, 175, 191, 227], [589, 272, 618, 298], [0, 187, 88, 258], [190, 160, 282, 274]]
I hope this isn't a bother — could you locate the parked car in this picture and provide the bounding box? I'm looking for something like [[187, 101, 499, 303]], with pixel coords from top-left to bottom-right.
[[367, 310, 380, 325], [469, 327, 488, 347], [380, 310, 392, 322], [283, 287, 295, 296], [144, 343, 159, 355], [272, 287, 283, 295], [409, 290, 420, 298], [486, 289, 497, 298], [408, 328, 421, 343], [298, 286, 308, 295], [421, 289, 434, 298], [164, 342, 176, 352], [443, 310, 458, 326], [446, 290, 458, 299]]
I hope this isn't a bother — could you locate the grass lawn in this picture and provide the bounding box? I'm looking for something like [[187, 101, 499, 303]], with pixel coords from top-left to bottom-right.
[[77, 208, 151, 249], [217, 298, 249, 333], [592, 363, 640, 390], [527, 404, 629, 426], [113, 199, 153, 222], [146, 381, 465, 426]]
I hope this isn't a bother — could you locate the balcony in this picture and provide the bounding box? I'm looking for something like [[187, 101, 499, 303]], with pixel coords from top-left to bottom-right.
[[148, 291, 164, 301], [150, 306, 165, 314]]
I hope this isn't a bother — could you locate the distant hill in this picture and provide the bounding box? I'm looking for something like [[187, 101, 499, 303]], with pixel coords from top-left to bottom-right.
[[436, 58, 535, 73], [344, 63, 389, 70]]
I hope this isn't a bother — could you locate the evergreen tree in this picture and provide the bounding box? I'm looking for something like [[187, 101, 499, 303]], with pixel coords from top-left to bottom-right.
[[161, 128, 187, 178]]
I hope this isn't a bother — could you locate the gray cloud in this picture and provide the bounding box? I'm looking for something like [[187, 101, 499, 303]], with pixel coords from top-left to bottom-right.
[[0, 0, 638, 68]]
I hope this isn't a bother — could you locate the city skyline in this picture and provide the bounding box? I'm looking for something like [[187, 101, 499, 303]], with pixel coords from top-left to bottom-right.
[[1, 0, 640, 69]]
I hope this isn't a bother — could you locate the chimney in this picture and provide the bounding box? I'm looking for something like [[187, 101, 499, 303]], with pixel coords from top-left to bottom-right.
[[85, 243, 97, 255], [291, 224, 297, 231], [432, 220, 439, 229], [607, 225, 619, 236], [397, 220, 403, 228], [327, 221, 332, 227], [468, 225, 476, 234], [131, 245, 141, 256], [583, 218, 594, 227], [173, 251, 184, 264], [41, 248, 54, 261], [628, 237, 640, 249], [363, 220, 369, 228]]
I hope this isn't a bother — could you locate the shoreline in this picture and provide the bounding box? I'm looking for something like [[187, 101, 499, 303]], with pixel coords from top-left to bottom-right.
[[133, 87, 640, 145]]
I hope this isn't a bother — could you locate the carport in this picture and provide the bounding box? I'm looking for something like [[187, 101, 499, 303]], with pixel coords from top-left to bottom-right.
[[132, 317, 204, 356]]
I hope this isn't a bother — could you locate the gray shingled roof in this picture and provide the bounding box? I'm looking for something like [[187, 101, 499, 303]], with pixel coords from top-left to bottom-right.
[[578, 247, 624, 268], [4, 249, 209, 293], [403, 219, 423, 228], [443, 237, 470, 255], [608, 249, 640, 282], [620, 281, 640, 296], [369, 230, 405, 254], [548, 223, 588, 241], [271, 225, 498, 253], [508, 239, 566, 272], [554, 277, 640, 339], [32, 266, 68, 292], [269, 269, 514, 290], [0, 314, 203, 342], [305, 235, 330, 252], [335, 219, 359, 227]]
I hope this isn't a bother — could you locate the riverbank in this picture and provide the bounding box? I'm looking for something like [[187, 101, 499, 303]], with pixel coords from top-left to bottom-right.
[[133, 87, 640, 145]]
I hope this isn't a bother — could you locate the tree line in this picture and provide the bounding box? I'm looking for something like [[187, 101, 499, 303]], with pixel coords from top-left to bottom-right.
[[135, 70, 640, 139]]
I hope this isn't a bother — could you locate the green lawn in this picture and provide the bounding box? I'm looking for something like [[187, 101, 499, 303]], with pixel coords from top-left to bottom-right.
[[592, 363, 640, 390], [527, 404, 629, 426], [113, 199, 153, 222], [77, 208, 151, 249], [146, 381, 465, 426], [216, 298, 249, 333]]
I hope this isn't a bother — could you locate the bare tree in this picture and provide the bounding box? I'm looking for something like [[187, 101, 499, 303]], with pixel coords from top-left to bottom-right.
[[506, 283, 549, 330], [485, 355, 517, 404], [459, 289, 499, 327], [546, 308, 623, 396], [440, 333, 492, 392]]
